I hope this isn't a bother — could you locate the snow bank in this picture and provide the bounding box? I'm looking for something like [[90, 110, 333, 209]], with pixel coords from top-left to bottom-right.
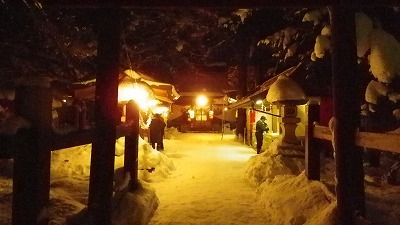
[[244, 137, 304, 187], [111, 182, 159, 225], [257, 172, 337, 225], [66, 181, 159, 225], [164, 126, 179, 140], [50, 136, 175, 182]]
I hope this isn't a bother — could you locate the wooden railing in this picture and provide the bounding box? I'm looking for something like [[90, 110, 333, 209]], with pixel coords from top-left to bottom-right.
[[305, 103, 399, 225], [0, 87, 140, 225], [312, 125, 400, 154]]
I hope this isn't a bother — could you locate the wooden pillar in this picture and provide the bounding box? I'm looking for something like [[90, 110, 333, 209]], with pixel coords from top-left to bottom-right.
[[305, 101, 320, 180], [88, 3, 121, 225], [329, 6, 365, 225], [125, 100, 140, 190], [13, 85, 52, 225]]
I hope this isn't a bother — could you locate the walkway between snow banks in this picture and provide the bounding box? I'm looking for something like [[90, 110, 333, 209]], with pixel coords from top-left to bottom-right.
[[148, 133, 271, 225]]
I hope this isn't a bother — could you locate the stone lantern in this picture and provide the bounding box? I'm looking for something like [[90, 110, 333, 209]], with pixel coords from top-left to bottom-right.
[[266, 75, 307, 146]]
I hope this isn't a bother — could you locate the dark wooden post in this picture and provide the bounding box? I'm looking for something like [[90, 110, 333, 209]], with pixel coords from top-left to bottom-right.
[[329, 6, 365, 225], [13, 85, 52, 225], [125, 100, 140, 190], [79, 100, 88, 129], [305, 100, 320, 180], [88, 3, 121, 225]]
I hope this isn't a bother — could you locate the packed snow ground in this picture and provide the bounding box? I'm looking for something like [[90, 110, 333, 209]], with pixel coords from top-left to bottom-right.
[[1, 130, 400, 225], [148, 133, 271, 225]]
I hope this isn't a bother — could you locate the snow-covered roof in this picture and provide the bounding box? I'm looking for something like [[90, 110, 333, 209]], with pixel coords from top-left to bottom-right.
[[266, 74, 306, 103], [73, 69, 180, 103], [228, 63, 302, 110]]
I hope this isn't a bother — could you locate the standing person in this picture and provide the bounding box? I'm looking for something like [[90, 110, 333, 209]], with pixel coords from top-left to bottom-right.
[[149, 113, 166, 151], [255, 116, 269, 154]]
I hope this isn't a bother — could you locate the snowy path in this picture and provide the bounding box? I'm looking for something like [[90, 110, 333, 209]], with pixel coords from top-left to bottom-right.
[[148, 133, 271, 225]]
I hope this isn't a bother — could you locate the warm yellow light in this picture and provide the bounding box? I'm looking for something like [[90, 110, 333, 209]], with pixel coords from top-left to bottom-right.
[[152, 106, 169, 114], [118, 82, 135, 102], [118, 82, 153, 110], [224, 107, 228, 111], [196, 95, 208, 107], [255, 100, 263, 105], [188, 109, 195, 119], [209, 110, 214, 119]]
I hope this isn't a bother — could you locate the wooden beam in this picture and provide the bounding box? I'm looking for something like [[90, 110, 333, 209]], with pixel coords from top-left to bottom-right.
[[329, 6, 364, 224], [50, 124, 134, 151], [13, 86, 52, 225], [40, 0, 398, 8], [357, 132, 400, 154], [305, 102, 320, 181], [124, 100, 140, 191], [313, 125, 332, 141], [313, 125, 400, 154], [88, 4, 121, 225]]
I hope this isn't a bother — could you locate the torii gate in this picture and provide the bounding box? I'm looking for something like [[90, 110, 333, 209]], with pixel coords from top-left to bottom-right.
[[36, 1, 397, 225]]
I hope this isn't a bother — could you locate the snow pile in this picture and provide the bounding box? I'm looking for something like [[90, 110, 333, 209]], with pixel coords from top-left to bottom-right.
[[257, 172, 337, 225], [164, 126, 179, 140], [65, 181, 159, 225], [266, 75, 306, 103], [244, 137, 304, 187], [137, 139, 175, 182], [111, 182, 159, 225], [51, 145, 92, 179], [50, 136, 175, 181]]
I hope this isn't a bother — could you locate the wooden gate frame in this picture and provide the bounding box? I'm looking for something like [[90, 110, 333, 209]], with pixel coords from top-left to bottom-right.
[[11, 1, 399, 225]]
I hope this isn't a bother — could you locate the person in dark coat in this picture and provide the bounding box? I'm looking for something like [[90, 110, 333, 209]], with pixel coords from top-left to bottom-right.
[[255, 116, 269, 154], [149, 113, 166, 151]]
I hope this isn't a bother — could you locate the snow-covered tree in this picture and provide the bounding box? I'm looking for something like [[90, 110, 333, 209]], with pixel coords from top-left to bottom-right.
[[303, 8, 400, 131]]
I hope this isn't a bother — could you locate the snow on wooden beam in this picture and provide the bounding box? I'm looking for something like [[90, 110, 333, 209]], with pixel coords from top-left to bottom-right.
[[40, 0, 398, 8], [313, 125, 400, 154]]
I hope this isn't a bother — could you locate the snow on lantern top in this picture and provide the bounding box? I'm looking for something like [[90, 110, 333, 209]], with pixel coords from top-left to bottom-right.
[[266, 75, 306, 104]]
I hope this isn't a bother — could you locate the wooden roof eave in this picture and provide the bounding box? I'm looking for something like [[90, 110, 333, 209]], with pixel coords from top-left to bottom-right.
[[228, 63, 302, 110]]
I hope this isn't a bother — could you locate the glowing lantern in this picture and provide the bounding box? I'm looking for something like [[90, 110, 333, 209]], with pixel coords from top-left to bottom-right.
[[118, 79, 155, 110], [196, 95, 208, 107], [188, 109, 195, 119]]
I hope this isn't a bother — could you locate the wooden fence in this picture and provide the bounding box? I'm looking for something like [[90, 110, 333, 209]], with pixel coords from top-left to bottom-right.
[[0, 86, 140, 225], [305, 102, 400, 225]]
